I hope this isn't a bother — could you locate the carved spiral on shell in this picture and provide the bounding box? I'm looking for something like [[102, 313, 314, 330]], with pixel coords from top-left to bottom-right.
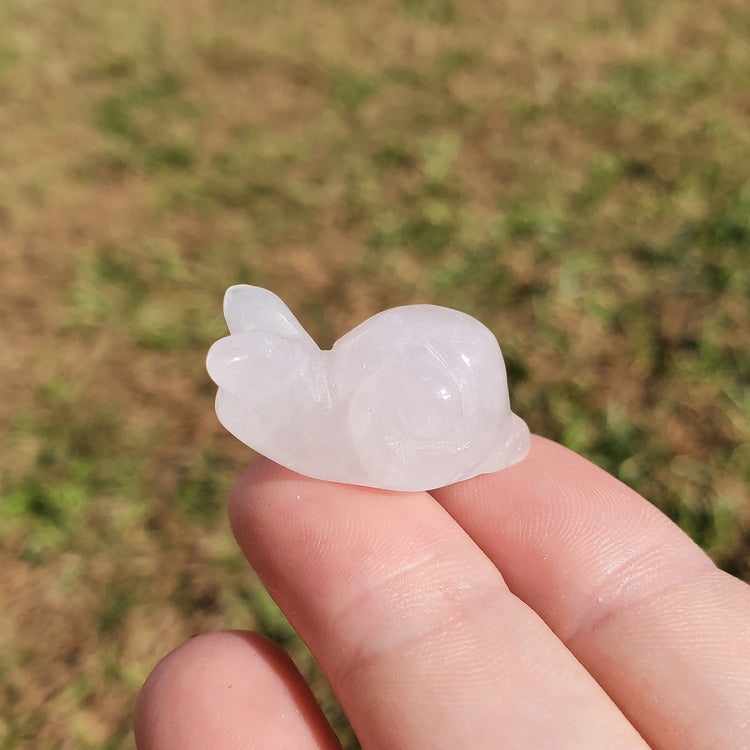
[[330, 305, 516, 489]]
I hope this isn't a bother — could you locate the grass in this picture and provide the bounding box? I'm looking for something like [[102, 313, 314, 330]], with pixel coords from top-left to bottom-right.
[[1, 0, 749, 747]]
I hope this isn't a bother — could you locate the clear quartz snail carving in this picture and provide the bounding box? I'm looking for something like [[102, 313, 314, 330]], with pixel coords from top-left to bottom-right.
[[206, 285, 530, 491]]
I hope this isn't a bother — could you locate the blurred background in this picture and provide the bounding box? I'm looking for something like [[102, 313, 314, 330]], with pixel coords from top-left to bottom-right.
[[1, 0, 749, 747]]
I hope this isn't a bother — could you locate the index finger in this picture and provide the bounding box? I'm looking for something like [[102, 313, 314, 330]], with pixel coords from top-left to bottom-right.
[[431, 436, 750, 750], [229, 458, 648, 749]]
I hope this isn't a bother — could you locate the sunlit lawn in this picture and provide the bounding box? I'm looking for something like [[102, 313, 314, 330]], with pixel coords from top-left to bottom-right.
[[1, 0, 749, 747]]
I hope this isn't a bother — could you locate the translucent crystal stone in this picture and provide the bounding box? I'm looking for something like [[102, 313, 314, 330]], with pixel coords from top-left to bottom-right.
[[206, 285, 530, 491]]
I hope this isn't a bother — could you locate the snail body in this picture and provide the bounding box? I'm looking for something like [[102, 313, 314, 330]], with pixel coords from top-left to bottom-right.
[[207, 285, 529, 491]]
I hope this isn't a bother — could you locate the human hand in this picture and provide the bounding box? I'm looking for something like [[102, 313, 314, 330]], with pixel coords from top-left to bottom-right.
[[135, 436, 750, 749]]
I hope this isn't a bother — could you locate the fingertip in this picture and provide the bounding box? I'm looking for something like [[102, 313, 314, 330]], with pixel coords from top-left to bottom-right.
[[135, 630, 340, 750], [227, 458, 294, 543], [227, 458, 266, 535]]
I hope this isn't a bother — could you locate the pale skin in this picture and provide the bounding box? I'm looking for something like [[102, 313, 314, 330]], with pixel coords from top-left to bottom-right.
[[135, 436, 750, 749]]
